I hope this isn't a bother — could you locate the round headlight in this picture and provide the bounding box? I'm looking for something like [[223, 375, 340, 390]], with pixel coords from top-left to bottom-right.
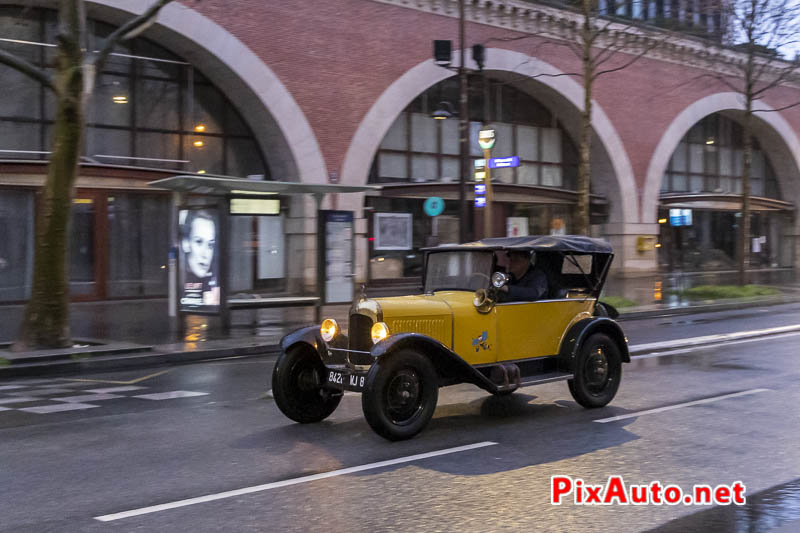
[[320, 318, 338, 342], [371, 321, 390, 344]]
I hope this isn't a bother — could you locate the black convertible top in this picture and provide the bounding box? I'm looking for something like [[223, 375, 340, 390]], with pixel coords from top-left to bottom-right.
[[423, 235, 613, 254]]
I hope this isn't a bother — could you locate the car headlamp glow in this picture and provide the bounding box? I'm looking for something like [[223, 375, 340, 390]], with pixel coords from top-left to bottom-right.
[[371, 321, 390, 344], [320, 318, 339, 342]]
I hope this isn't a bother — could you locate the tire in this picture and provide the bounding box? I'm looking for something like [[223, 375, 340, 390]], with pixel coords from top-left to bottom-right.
[[567, 333, 622, 408], [272, 345, 341, 423], [362, 350, 439, 441]]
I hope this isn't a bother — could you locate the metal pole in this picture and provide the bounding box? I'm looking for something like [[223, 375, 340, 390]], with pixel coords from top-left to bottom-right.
[[483, 147, 493, 238], [458, 0, 469, 243]]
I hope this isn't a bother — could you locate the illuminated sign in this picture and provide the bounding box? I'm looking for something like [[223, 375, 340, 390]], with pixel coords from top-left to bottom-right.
[[474, 184, 486, 195], [478, 127, 496, 150], [669, 208, 692, 226], [230, 198, 280, 215], [489, 156, 520, 168], [474, 197, 486, 208]]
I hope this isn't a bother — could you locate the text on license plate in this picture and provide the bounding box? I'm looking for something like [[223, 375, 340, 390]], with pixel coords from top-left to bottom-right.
[[328, 370, 364, 389]]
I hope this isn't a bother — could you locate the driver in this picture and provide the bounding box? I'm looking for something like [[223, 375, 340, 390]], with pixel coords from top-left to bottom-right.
[[498, 250, 548, 302]]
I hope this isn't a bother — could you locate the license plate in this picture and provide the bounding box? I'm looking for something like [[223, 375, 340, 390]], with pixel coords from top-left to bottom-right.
[[327, 370, 365, 392]]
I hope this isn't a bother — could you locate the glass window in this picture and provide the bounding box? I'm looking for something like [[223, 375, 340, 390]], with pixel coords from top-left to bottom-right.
[[137, 132, 181, 169], [136, 78, 180, 130], [184, 135, 223, 175], [93, 74, 132, 127], [441, 118, 459, 155], [381, 114, 407, 151], [187, 83, 224, 134], [541, 128, 562, 163], [752, 151, 765, 178], [541, 166, 563, 187], [719, 147, 733, 175], [751, 178, 764, 197], [690, 175, 704, 192], [518, 125, 538, 161], [671, 174, 688, 191], [493, 167, 514, 184], [469, 121, 484, 156], [689, 144, 704, 173], [518, 163, 539, 185], [410, 154, 437, 182], [492, 122, 513, 157], [107, 194, 169, 297], [0, 189, 34, 301], [69, 199, 96, 296], [441, 157, 459, 182], [227, 138, 266, 178], [87, 127, 132, 165], [671, 142, 687, 171], [0, 68, 40, 120], [379, 153, 407, 179], [0, 121, 41, 156], [411, 113, 437, 153]]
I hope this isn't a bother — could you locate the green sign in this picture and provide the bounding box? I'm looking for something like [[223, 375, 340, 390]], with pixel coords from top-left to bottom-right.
[[423, 196, 445, 217]]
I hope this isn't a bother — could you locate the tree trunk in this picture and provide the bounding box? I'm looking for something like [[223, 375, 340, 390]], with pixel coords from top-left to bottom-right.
[[576, 0, 593, 236], [12, 45, 84, 350]]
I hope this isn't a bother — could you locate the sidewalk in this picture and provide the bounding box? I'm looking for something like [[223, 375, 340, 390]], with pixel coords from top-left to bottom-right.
[[3, 273, 800, 378]]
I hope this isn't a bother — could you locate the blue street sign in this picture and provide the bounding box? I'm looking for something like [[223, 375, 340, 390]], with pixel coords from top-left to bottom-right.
[[474, 197, 486, 208], [423, 196, 445, 217], [474, 183, 486, 195], [489, 156, 520, 169]]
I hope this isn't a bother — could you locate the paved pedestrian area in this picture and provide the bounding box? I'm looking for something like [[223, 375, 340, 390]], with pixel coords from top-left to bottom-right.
[[0, 379, 208, 415]]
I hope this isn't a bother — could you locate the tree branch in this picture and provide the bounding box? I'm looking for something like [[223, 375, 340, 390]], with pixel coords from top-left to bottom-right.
[[92, 0, 174, 71], [0, 48, 55, 92]]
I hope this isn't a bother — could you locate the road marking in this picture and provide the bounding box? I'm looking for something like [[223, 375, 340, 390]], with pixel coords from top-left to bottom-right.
[[54, 393, 123, 403], [0, 396, 40, 405], [0, 385, 26, 391], [133, 391, 208, 400], [629, 324, 800, 355], [19, 403, 100, 414], [85, 386, 147, 393], [65, 369, 170, 386], [594, 388, 770, 423], [94, 441, 498, 522], [631, 331, 800, 359]]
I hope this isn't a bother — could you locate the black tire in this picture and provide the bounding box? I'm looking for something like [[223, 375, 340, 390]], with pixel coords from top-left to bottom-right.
[[567, 333, 622, 408], [362, 350, 439, 441], [272, 345, 341, 423]]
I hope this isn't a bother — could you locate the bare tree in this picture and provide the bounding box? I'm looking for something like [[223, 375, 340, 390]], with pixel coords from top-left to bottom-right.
[[0, 0, 176, 350], [490, 1, 664, 235], [712, 0, 800, 284]]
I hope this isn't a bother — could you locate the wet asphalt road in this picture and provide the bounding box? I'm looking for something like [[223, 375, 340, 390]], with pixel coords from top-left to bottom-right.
[[1, 307, 800, 532]]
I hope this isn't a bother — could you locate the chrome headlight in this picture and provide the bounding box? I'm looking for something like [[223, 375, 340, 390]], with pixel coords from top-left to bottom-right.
[[371, 321, 390, 344], [320, 318, 339, 342]]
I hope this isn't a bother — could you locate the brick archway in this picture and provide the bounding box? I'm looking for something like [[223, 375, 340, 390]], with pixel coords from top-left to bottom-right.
[[642, 92, 800, 224], [340, 47, 638, 226], [85, 0, 327, 184]]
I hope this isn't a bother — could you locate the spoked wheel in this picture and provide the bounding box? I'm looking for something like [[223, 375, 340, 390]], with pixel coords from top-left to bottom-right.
[[272, 346, 341, 423], [567, 333, 622, 408], [362, 350, 438, 441]]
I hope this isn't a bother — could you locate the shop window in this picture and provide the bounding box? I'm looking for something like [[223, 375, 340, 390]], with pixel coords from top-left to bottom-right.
[[0, 190, 34, 301]]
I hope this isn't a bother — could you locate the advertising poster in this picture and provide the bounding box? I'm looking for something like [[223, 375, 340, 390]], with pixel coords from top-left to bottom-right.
[[374, 213, 412, 250], [179, 207, 221, 313], [323, 211, 354, 304]]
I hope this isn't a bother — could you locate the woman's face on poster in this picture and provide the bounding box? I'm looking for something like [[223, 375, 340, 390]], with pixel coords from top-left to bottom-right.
[[185, 217, 215, 278]]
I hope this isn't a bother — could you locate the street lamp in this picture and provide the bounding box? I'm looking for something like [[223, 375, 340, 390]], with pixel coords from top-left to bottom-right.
[[431, 101, 454, 120]]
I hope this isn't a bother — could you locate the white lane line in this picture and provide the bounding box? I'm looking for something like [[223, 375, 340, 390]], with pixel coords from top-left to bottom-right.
[[86, 386, 147, 393], [94, 441, 498, 522], [631, 331, 800, 360], [133, 391, 208, 400], [53, 394, 123, 403], [594, 388, 770, 423], [629, 324, 800, 354], [19, 403, 100, 414]]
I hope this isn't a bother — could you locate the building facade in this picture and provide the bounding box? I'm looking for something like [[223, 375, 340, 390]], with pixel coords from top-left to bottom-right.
[[1, 0, 799, 303]]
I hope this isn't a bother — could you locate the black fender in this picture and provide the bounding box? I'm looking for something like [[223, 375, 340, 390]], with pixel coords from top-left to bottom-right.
[[371, 333, 498, 393], [558, 317, 630, 373], [280, 325, 327, 361]]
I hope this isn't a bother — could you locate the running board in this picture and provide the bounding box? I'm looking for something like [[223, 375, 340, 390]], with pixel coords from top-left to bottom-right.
[[517, 372, 572, 387]]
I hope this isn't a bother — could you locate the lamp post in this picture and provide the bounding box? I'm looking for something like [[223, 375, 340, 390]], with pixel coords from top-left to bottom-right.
[[457, 0, 469, 243]]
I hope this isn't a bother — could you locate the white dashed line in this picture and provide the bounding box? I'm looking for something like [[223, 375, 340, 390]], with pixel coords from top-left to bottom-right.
[[18, 403, 100, 414], [133, 391, 209, 400], [95, 441, 498, 522]]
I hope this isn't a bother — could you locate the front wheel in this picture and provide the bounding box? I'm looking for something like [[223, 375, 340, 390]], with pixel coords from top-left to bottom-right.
[[567, 333, 622, 408], [272, 345, 341, 423], [362, 350, 439, 441]]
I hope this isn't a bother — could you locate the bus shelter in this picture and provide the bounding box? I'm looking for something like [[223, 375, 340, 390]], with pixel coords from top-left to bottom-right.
[[148, 174, 380, 331]]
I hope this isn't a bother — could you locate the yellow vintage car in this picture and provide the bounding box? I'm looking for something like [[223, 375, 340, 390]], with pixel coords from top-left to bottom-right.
[[272, 235, 629, 441]]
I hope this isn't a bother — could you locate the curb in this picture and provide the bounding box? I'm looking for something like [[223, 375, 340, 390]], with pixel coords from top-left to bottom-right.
[[618, 295, 800, 321], [0, 342, 280, 379], [628, 324, 800, 356]]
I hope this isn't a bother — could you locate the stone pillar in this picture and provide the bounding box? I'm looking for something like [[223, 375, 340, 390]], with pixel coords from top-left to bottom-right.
[[600, 222, 661, 276]]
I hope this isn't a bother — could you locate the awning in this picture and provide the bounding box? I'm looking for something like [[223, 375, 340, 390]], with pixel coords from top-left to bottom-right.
[[148, 174, 381, 195]]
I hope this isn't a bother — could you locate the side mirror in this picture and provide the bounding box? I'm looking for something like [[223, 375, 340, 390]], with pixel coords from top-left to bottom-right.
[[491, 271, 509, 289]]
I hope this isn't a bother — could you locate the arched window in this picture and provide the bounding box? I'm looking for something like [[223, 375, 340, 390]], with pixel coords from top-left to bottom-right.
[[0, 6, 267, 178]]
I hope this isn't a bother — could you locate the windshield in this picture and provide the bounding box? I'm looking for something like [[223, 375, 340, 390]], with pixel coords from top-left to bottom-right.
[[424, 251, 494, 293]]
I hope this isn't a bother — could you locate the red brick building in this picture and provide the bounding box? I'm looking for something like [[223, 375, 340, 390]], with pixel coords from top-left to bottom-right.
[[1, 0, 799, 302]]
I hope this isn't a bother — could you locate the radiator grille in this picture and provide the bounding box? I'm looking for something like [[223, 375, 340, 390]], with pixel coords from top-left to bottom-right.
[[348, 313, 373, 351], [388, 318, 447, 343]]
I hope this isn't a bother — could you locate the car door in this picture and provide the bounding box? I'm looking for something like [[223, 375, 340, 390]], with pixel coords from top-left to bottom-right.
[[494, 299, 592, 361]]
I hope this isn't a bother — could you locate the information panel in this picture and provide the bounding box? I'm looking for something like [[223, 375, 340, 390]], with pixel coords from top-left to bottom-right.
[[321, 211, 354, 304]]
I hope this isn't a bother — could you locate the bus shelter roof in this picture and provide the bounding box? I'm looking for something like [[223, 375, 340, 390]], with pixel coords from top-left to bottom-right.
[[148, 175, 381, 196]]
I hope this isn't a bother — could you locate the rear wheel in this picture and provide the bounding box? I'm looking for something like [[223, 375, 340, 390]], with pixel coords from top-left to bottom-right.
[[567, 333, 622, 408], [362, 350, 439, 441], [272, 345, 341, 423]]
